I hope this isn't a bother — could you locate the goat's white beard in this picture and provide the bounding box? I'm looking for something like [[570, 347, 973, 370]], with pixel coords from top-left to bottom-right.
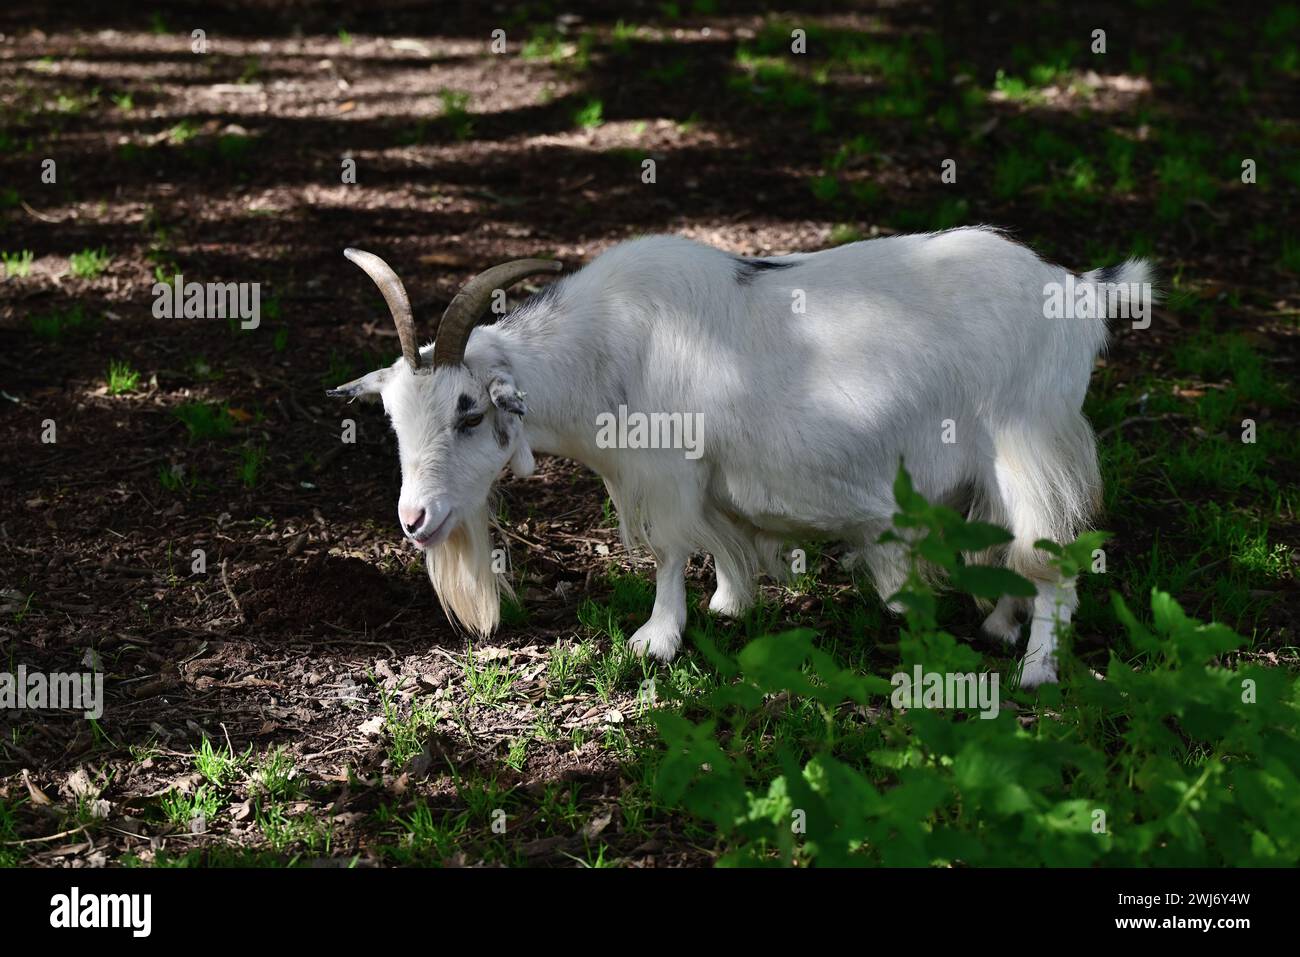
[[424, 503, 514, 638]]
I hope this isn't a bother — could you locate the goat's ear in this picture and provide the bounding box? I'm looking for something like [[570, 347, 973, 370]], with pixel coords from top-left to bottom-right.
[[487, 373, 527, 416], [509, 438, 535, 478], [326, 368, 388, 402]]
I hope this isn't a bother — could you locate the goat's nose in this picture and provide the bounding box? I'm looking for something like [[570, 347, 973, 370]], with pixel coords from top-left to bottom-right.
[[400, 507, 426, 534]]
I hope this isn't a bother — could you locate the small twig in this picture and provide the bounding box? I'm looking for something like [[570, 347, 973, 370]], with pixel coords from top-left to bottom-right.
[[1096, 412, 1190, 442], [220, 558, 245, 623], [1, 825, 87, 847], [21, 201, 62, 223]]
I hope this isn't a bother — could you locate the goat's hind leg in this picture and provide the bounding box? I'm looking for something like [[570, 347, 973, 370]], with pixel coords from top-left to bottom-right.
[[987, 415, 1100, 688], [709, 553, 754, 619]]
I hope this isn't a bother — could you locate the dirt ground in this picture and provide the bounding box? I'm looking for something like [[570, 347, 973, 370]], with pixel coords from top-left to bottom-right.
[[1, 1, 1296, 866]]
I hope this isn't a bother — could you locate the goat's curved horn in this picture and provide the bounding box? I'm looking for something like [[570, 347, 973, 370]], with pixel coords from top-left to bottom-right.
[[344, 248, 422, 372], [434, 259, 563, 368]]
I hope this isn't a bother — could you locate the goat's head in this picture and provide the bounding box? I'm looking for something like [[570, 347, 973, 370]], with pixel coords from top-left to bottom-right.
[[327, 249, 562, 635]]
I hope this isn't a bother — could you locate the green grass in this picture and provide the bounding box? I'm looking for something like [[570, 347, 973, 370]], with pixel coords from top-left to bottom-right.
[[194, 736, 247, 788], [574, 98, 604, 130], [158, 464, 196, 494], [30, 305, 91, 342], [161, 785, 221, 829], [0, 797, 20, 866], [106, 359, 141, 394], [380, 687, 440, 768], [437, 89, 473, 140], [174, 401, 235, 441], [374, 800, 469, 864], [463, 645, 517, 707], [1, 249, 34, 277], [68, 246, 111, 279], [236, 443, 267, 488]]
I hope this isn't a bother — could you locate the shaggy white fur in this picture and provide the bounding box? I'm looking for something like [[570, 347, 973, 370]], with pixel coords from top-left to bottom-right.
[[332, 228, 1152, 687]]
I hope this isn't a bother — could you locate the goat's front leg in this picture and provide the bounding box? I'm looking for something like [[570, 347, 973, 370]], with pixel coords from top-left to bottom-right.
[[628, 547, 688, 662]]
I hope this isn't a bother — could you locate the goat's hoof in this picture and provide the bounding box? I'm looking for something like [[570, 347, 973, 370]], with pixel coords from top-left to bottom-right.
[[1018, 659, 1058, 690], [628, 619, 682, 662], [707, 589, 752, 619]]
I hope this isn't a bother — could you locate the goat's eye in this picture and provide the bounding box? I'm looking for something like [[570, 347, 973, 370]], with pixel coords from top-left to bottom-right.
[[457, 413, 484, 432]]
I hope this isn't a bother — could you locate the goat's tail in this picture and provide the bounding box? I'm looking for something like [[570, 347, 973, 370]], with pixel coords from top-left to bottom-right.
[[1077, 258, 1158, 323]]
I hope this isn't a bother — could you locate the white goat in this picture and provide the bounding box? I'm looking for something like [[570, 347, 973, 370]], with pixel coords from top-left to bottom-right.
[[329, 228, 1150, 687]]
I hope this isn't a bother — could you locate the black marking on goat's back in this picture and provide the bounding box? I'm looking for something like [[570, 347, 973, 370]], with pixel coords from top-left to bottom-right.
[[734, 257, 796, 285], [956, 226, 1070, 273], [1094, 264, 1122, 284], [456, 393, 475, 414]]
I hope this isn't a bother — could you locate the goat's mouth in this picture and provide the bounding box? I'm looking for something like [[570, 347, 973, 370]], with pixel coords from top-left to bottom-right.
[[411, 510, 454, 549]]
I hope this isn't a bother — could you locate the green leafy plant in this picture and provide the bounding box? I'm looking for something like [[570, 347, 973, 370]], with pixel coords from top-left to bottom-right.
[[174, 401, 235, 441], [68, 246, 111, 279], [650, 463, 1300, 866], [106, 359, 141, 394], [30, 305, 91, 342], [574, 98, 604, 130], [1, 249, 34, 278]]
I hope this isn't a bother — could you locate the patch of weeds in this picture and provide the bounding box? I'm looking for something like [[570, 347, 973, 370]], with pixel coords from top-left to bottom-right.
[[574, 98, 604, 130], [829, 224, 865, 246], [236, 442, 268, 488], [381, 688, 439, 767], [808, 174, 840, 204], [1280, 237, 1300, 274], [591, 640, 646, 702], [993, 151, 1044, 200], [194, 736, 247, 788], [522, 26, 591, 69], [189, 357, 221, 381], [611, 20, 639, 54], [0, 798, 21, 866], [505, 737, 529, 772], [375, 800, 468, 864], [215, 132, 254, 165], [30, 305, 91, 342], [1155, 153, 1215, 221], [463, 644, 517, 707], [991, 70, 1045, 104], [578, 570, 655, 644], [160, 785, 221, 829], [256, 804, 330, 854], [547, 640, 597, 696], [175, 401, 235, 441], [437, 89, 474, 140], [68, 246, 111, 279], [250, 747, 300, 801], [110, 91, 134, 111], [166, 119, 201, 146], [106, 359, 141, 394], [1, 249, 34, 278], [158, 463, 197, 494]]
